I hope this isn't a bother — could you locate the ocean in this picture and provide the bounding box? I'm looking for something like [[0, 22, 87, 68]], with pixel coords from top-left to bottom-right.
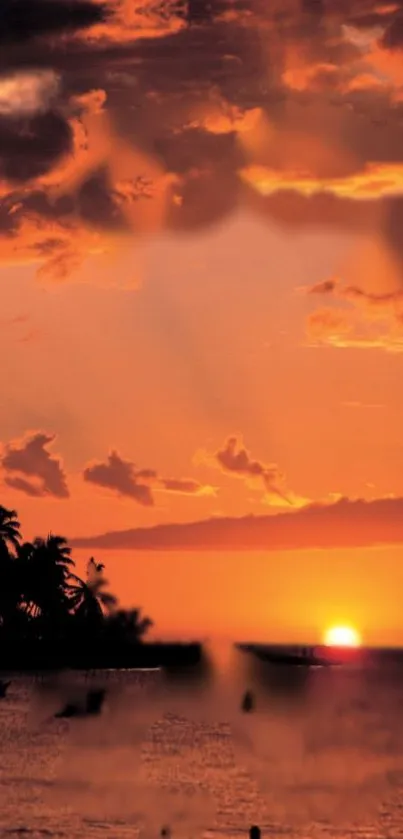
[[2, 661, 403, 839]]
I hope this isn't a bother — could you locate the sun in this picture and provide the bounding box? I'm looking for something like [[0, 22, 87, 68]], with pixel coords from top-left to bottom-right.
[[323, 625, 361, 647]]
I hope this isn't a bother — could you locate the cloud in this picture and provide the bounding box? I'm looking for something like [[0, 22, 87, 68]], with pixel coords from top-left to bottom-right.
[[71, 495, 403, 551], [380, 8, 403, 48], [239, 162, 403, 200], [3, 0, 403, 282], [215, 436, 278, 485], [83, 450, 215, 504], [159, 477, 216, 497], [305, 275, 403, 351], [0, 70, 60, 116], [4, 476, 45, 498], [0, 0, 108, 44], [200, 435, 292, 504], [309, 276, 403, 309], [1, 432, 69, 498], [306, 307, 353, 343], [0, 84, 177, 280], [282, 62, 340, 94], [82, 0, 184, 43], [83, 451, 156, 505], [0, 110, 73, 183]]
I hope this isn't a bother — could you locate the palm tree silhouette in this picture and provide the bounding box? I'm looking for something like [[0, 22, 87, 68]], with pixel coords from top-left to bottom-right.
[[22, 534, 74, 639], [0, 506, 22, 628], [0, 506, 21, 554], [0, 506, 154, 662], [105, 607, 153, 644], [68, 558, 117, 637]]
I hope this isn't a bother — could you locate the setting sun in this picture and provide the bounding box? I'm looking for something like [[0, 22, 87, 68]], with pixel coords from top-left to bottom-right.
[[323, 625, 362, 647]]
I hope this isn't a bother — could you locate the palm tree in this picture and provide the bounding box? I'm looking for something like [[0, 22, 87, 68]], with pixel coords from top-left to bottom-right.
[[15, 541, 42, 621], [0, 506, 22, 629], [25, 534, 74, 638], [33, 533, 73, 570], [0, 505, 154, 657], [0, 506, 21, 555], [68, 558, 117, 637], [105, 607, 153, 645]]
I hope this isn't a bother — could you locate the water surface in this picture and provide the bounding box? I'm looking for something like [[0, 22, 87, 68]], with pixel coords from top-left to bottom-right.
[[2, 667, 403, 839]]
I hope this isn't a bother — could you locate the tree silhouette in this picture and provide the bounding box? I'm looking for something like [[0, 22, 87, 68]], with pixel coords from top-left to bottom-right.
[[0, 506, 22, 628], [0, 507, 153, 659], [105, 607, 153, 645], [22, 534, 73, 638], [0, 505, 21, 554], [68, 557, 117, 637]]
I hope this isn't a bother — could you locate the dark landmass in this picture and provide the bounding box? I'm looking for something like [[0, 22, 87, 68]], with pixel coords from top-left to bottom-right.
[[71, 496, 403, 552], [237, 642, 403, 667], [0, 640, 205, 673], [238, 643, 334, 667]]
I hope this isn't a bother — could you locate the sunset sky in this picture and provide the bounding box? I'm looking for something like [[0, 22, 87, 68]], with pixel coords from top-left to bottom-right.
[[2, 0, 403, 644]]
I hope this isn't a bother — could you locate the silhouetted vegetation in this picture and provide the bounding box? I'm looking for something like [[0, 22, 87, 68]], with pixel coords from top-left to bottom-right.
[[0, 505, 153, 668]]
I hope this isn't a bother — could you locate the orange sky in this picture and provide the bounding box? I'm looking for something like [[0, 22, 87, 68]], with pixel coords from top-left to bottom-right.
[[2, 0, 403, 643]]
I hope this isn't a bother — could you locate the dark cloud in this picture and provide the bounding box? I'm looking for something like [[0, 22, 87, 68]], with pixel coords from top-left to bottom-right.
[[0, 110, 73, 182], [155, 128, 240, 177], [216, 436, 279, 483], [83, 450, 214, 504], [160, 477, 210, 494], [301, 0, 324, 16], [308, 278, 338, 295], [119, 20, 265, 109], [168, 166, 239, 232], [76, 169, 130, 231], [83, 451, 156, 505], [243, 187, 380, 236], [380, 11, 403, 49], [1, 432, 69, 498], [349, 2, 401, 30], [307, 276, 403, 308], [211, 435, 290, 501], [0, 0, 107, 44], [71, 495, 403, 551], [382, 198, 403, 272], [4, 475, 45, 497], [186, 0, 215, 26], [0, 170, 131, 236], [1, 0, 403, 281]]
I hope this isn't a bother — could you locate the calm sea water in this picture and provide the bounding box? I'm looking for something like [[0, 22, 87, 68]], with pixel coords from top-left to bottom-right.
[[2, 664, 403, 839]]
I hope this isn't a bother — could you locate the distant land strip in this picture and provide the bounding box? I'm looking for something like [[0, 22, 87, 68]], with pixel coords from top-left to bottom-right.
[[71, 496, 403, 551]]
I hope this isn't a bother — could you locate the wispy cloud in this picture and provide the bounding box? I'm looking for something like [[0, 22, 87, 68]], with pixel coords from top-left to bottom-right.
[[197, 435, 299, 506], [304, 276, 403, 351], [240, 162, 403, 201]]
